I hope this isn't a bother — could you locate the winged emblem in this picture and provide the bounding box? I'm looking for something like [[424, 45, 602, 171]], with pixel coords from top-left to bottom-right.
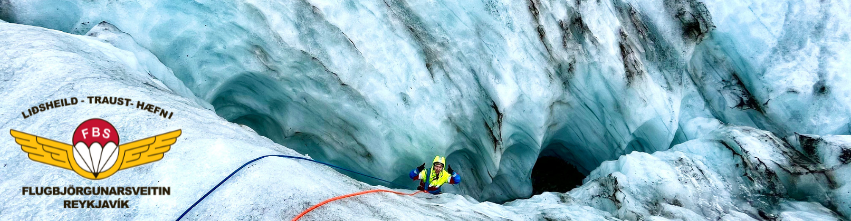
[[10, 128, 181, 180]]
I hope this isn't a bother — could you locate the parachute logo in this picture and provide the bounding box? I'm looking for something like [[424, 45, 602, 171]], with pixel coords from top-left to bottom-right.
[[73, 142, 119, 177], [10, 118, 181, 180]]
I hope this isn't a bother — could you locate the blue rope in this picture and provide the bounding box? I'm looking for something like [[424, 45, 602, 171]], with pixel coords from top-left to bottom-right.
[[176, 154, 408, 220]]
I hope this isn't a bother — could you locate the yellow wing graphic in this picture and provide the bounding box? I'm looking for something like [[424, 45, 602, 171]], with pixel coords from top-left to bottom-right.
[[119, 129, 181, 169], [10, 130, 73, 170]]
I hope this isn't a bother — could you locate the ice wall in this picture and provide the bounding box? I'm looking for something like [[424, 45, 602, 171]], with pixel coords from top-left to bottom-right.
[[82, 21, 213, 110], [2, 0, 850, 204], [575, 126, 839, 219], [0, 22, 619, 220], [688, 0, 851, 137], [792, 134, 851, 217], [1, 20, 848, 220]]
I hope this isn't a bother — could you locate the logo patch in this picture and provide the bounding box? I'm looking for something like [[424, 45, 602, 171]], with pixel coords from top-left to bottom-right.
[[11, 118, 181, 180]]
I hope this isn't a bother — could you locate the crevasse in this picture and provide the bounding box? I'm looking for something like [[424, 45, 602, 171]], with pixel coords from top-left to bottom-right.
[[1, 0, 849, 219]]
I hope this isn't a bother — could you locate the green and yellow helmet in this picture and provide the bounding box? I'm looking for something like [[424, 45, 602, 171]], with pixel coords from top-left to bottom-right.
[[432, 155, 446, 166]]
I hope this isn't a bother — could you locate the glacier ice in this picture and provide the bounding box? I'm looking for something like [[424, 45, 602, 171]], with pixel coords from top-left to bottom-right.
[[1, 0, 851, 219], [82, 21, 213, 110], [1, 0, 703, 202], [792, 134, 851, 218], [575, 125, 844, 219], [1, 25, 845, 219], [690, 0, 851, 137], [0, 21, 621, 220]]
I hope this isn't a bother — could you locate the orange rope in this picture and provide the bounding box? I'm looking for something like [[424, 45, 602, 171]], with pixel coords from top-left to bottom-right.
[[291, 189, 425, 221]]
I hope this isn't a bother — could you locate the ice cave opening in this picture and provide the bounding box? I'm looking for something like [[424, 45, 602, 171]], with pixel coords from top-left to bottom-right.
[[530, 153, 584, 196]]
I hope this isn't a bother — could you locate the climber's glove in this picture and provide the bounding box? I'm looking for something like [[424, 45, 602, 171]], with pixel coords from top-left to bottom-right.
[[417, 163, 425, 172]]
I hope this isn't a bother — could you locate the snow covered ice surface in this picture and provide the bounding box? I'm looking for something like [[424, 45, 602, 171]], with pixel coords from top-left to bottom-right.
[[1, 0, 850, 220]]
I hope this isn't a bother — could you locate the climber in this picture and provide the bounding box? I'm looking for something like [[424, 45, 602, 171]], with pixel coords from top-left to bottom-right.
[[409, 155, 461, 194]]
